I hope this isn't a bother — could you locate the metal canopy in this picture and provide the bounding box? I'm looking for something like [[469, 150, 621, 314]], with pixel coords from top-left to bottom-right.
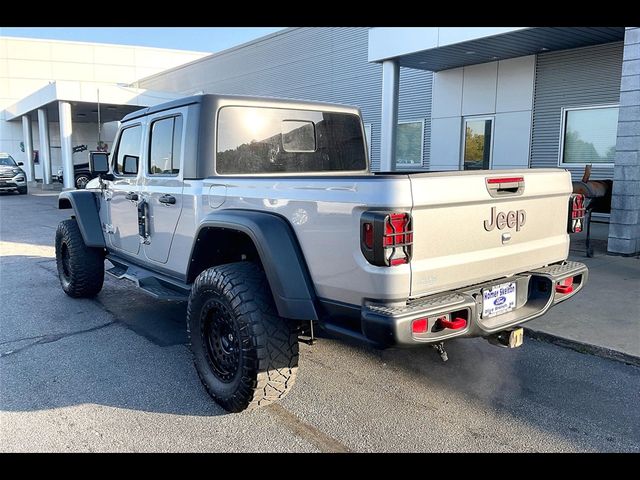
[[5, 80, 182, 122], [398, 27, 625, 71], [36, 101, 142, 124]]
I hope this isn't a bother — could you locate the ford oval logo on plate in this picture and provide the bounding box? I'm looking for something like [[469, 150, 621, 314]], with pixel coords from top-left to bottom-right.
[[482, 282, 517, 318]]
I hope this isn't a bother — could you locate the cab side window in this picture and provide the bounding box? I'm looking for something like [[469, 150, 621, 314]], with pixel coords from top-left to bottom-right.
[[114, 125, 142, 176], [149, 116, 183, 175]]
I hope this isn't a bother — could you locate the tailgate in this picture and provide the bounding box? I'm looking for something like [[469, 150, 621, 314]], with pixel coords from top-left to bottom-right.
[[409, 169, 571, 298]]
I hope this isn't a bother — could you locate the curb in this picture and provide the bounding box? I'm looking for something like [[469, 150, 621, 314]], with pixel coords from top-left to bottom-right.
[[525, 328, 640, 368]]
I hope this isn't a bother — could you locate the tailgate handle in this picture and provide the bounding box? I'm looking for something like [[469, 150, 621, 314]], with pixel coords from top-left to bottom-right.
[[486, 176, 524, 197]]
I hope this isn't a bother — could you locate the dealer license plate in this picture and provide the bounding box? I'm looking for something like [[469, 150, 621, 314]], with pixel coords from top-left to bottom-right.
[[482, 281, 517, 318]]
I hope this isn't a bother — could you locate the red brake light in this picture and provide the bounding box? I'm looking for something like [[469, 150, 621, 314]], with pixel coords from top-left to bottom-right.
[[385, 213, 412, 266], [390, 257, 408, 266], [360, 211, 413, 267], [568, 194, 585, 233], [385, 213, 412, 246], [487, 176, 524, 184]]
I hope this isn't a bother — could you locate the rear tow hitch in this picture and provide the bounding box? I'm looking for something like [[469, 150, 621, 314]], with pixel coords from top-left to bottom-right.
[[432, 342, 448, 362], [487, 327, 524, 348]]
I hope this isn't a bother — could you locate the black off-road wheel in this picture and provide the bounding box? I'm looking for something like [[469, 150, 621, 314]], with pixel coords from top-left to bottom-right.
[[55, 218, 104, 298], [187, 262, 299, 413], [17, 186, 27, 195]]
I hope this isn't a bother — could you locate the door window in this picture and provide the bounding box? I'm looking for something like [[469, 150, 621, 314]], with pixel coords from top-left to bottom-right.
[[149, 116, 183, 175], [114, 125, 142, 176]]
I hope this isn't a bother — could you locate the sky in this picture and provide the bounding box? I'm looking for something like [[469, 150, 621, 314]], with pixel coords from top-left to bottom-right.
[[0, 27, 286, 53]]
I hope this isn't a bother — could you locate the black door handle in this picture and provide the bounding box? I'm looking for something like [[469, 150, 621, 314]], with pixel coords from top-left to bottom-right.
[[125, 192, 138, 201], [159, 194, 176, 205]]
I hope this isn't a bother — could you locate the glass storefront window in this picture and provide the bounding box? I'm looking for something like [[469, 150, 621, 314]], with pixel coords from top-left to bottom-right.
[[561, 106, 619, 164], [463, 118, 493, 170], [395, 121, 423, 167]]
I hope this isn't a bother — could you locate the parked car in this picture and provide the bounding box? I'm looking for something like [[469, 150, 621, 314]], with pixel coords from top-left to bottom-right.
[[0, 153, 27, 194], [55, 160, 97, 190], [54, 94, 588, 413]]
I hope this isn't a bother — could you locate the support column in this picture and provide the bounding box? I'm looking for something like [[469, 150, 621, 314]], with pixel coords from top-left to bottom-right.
[[608, 27, 640, 256], [380, 59, 400, 172], [21, 115, 35, 182], [59, 101, 75, 190], [37, 108, 52, 185]]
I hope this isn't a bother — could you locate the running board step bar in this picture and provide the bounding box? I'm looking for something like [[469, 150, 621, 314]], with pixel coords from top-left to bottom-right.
[[106, 255, 190, 301]]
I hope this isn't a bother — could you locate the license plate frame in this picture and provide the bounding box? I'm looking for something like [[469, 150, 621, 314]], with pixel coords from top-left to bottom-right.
[[482, 281, 517, 318]]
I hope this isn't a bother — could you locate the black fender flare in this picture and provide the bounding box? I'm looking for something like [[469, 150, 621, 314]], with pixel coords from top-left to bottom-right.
[[58, 191, 106, 248], [191, 210, 318, 321]]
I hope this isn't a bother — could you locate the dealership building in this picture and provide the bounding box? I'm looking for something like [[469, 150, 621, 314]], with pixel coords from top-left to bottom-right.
[[1, 27, 638, 254]]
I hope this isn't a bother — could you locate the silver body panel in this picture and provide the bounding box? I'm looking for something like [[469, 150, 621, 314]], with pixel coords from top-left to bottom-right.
[[90, 94, 575, 309]]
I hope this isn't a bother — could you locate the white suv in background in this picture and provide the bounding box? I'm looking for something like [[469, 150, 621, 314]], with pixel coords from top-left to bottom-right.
[[0, 153, 28, 195]]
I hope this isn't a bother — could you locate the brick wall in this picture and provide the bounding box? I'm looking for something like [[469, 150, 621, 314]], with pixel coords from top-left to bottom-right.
[[608, 27, 640, 255]]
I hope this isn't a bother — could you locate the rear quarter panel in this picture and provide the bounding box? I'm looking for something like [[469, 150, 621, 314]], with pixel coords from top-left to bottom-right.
[[183, 176, 415, 305]]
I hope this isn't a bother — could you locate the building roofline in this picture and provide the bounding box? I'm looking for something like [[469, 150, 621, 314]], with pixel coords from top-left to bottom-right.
[[0, 35, 210, 56], [133, 27, 294, 85]]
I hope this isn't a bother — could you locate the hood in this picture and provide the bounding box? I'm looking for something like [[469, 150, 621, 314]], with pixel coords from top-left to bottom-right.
[[0, 165, 24, 176]]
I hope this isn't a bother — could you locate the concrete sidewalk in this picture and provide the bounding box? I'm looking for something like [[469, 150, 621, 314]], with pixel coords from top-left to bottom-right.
[[526, 222, 640, 366]]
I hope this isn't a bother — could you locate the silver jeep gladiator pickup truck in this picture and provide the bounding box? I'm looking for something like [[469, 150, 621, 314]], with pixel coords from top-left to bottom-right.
[[55, 94, 588, 412]]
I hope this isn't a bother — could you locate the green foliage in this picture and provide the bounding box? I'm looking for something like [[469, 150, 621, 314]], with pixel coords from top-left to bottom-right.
[[396, 122, 422, 165], [463, 124, 489, 170], [564, 129, 615, 163]]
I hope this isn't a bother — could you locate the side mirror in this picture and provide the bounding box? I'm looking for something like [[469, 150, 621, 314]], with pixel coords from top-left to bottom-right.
[[89, 151, 110, 175], [123, 155, 139, 175], [17, 161, 24, 166]]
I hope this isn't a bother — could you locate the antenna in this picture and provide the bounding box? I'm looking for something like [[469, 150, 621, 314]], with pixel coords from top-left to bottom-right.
[[97, 88, 102, 144]]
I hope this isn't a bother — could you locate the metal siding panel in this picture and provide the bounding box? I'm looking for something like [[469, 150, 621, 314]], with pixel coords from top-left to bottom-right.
[[398, 67, 433, 168], [138, 28, 384, 171], [138, 28, 434, 172], [530, 42, 624, 180]]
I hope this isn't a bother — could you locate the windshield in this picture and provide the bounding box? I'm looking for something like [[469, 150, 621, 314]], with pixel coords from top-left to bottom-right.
[[0, 156, 17, 167]]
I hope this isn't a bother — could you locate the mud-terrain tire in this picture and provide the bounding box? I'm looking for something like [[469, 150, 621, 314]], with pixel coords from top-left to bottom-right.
[[55, 218, 104, 298], [187, 262, 299, 413]]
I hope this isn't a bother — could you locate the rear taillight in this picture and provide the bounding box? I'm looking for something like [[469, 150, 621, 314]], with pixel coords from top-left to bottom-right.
[[361, 211, 413, 267], [363, 223, 374, 249], [568, 194, 585, 233]]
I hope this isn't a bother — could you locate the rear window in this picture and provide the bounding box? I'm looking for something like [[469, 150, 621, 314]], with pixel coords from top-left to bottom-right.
[[216, 106, 367, 174]]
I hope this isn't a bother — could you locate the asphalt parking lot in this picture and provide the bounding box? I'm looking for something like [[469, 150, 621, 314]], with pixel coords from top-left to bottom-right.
[[1, 191, 639, 452]]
